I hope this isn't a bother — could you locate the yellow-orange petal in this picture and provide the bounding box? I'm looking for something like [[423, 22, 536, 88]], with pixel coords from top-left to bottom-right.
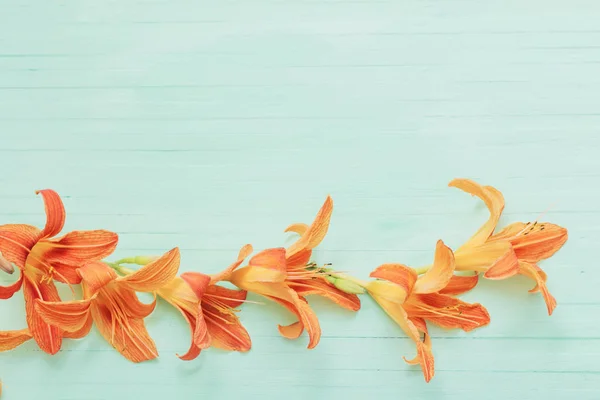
[[90, 302, 158, 363], [203, 303, 251, 352], [369, 263, 417, 302], [39, 230, 119, 284], [288, 278, 361, 311], [495, 222, 568, 263], [286, 196, 333, 258], [23, 278, 63, 355], [414, 240, 455, 294], [449, 179, 504, 249], [278, 321, 304, 339], [36, 189, 66, 239], [286, 249, 312, 269], [0, 329, 32, 351], [118, 247, 180, 292], [205, 285, 247, 309], [438, 273, 479, 295], [0, 272, 23, 300], [407, 293, 490, 332], [247, 247, 287, 281], [0, 224, 41, 268], [519, 262, 557, 315], [78, 261, 118, 295], [181, 272, 211, 300], [176, 308, 202, 361], [284, 223, 309, 236], [454, 241, 519, 279], [210, 244, 253, 284], [193, 305, 212, 350], [404, 333, 435, 383], [35, 298, 93, 332]]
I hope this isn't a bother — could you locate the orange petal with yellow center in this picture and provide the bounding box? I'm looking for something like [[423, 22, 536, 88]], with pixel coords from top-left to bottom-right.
[[23, 278, 63, 355], [118, 247, 180, 292], [0, 224, 41, 268], [519, 262, 557, 315], [203, 303, 251, 352], [492, 222, 568, 263], [38, 230, 119, 284], [414, 240, 455, 294], [449, 179, 504, 249], [246, 248, 287, 282], [454, 241, 519, 279], [368, 263, 417, 303], [91, 301, 158, 363], [438, 273, 479, 296], [36, 189, 66, 239], [288, 278, 361, 311], [286, 196, 333, 259], [406, 293, 490, 332], [0, 329, 32, 351], [210, 244, 253, 284]]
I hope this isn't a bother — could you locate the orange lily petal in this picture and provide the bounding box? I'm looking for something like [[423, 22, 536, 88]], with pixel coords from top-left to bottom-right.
[[406, 293, 490, 332], [35, 298, 93, 332], [91, 302, 158, 363], [455, 241, 519, 279], [181, 272, 211, 300], [112, 286, 157, 319], [372, 295, 434, 382], [286, 249, 312, 269], [23, 278, 62, 355], [78, 261, 119, 295], [176, 308, 202, 361], [491, 222, 568, 263], [449, 179, 504, 249], [438, 273, 479, 295], [0, 272, 23, 299], [63, 314, 93, 339], [0, 329, 32, 351], [205, 285, 247, 309], [246, 248, 287, 282], [38, 230, 119, 284], [284, 223, 309, 236], [118, 247, 180, 292], [210, 244, 253, 283], [0, 224, 41, 268], [203, 303, 251, 352], [369, 263, 417, 302], [267, 293, 321, 349], [36, 189, 66, 239], [286, 196, 333, 258], [192, 305, 212, 350], [519, 262, 557, 315], [288, 278, 361, 311], [278, 321, 304, 339], [414, 240, 455, 294]]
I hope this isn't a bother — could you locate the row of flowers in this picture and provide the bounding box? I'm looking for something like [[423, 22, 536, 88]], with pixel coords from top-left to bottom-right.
[[0, 179, 567, 382]]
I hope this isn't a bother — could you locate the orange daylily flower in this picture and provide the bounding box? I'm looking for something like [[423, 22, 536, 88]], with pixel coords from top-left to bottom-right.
[[224, 196, 360, 349], [157, 244, 253, 360], [367, 240, 489, 382], [0, 189, 118, 354], [35, 248, 180, 362], [449, 179, 568, 315]]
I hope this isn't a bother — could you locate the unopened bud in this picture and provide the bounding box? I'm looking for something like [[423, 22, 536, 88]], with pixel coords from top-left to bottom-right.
[[133, 255, 159, 265], [0, 252, 15, 274], [333, 278, 365, 294]]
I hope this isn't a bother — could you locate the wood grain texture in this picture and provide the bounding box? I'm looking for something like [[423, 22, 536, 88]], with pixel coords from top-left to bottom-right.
[[0, 1, 598, 399]]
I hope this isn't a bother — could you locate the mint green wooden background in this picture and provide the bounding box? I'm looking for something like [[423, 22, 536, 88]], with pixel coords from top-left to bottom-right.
[[0, 1, 597, 399]]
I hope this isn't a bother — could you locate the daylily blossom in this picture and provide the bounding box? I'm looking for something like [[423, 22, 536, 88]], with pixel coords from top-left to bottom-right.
[[35, 248, 180, 362], [156, 244, 253, 360], [366, 240, 489, 382], [0, 189, 118, 354], [448, 179, 568, 314], [224, 196, 360, 349]]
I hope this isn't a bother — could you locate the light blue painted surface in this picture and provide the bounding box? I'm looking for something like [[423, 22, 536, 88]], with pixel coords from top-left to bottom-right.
[[0, 1, 598, 399]]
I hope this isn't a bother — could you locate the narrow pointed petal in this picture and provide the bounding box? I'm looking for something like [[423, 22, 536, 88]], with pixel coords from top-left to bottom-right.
[[35, 298, 93, 332], [176, 308, 202, 361], [286, 196, 333, 258], [414, 240, 455, 294], [36, 189, 66, 239], [91, 303, 158, 363], [205, 285, 247, 309], [78, 261, 118, 295], [449, 179, 504, 249], [438, 274, 479, 295], [0, 329, 32, 351], [193, 305, 212, 350], [454, 241, 519, 279], [203, 303, 251, 352], [288, 279, 361, 311], [0, 224, 41, 268], [210, 244, 253, 283], [404, 333, 435, 383], [181, 272, 211, 300], [39, 230, 119, 284], [284, 223, 309, 236], [519, 262, 557, 315], [278, 321, 304, 339], [23, 278, 62, 355], [407, 293, 490, 332], [118, 247, 180, 292], [492, 222, 568, 263], [0, 272, 24, 299]]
